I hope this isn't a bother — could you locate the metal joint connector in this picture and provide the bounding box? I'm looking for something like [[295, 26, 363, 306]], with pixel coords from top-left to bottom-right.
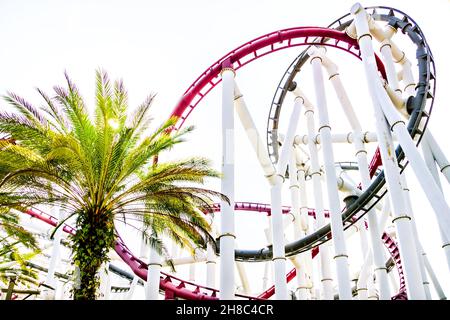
[[392, 215, 412, 223], [148, 263, 163, 267], [334, 254, 348, 259], [310, 56, 323, 64], [329, 73, 339, 80], [374, 267, 388, 272], [276, 174, 286, 183], [357, 33, 372, 42], [218, 232, 236, 239], [379, 42, 392, 51], [220, 67, 236, 76], [394, 51, 406, 64], [355, 149, 367, 157], [390, 120, 405, 130], [295, 96, 305, 104], [318, 125, 332, 132], [272, 257, 287, 262]]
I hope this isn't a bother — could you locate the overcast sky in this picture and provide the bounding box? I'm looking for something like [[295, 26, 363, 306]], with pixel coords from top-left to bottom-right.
[[1, 0, 449, 299]]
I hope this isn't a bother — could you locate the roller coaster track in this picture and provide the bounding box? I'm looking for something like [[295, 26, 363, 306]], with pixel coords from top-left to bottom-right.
[[23, 202, 405, 300]]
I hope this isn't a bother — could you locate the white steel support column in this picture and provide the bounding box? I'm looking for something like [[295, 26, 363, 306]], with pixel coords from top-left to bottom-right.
[[400, 174, 432, 299], [270, 96, 302, 300], [380, 33, 433, 300], [262, 261, 270, 291], [357, 251, 372, 299], [289, 154, 308, 300], [426, 131, 450, 185], [351, 3, 425, 299], [146, 245, 162, 300], [43, 207, 64, 300], [423, 254, 447, 299], [206, 241, 217, 288], [422, 133, 443, 190], [220, 66, 236, 300], [126, 276, 139, 300], [297, 87, 334, 299], [316, 48, 391, 299], [311, 54, 352, 300]]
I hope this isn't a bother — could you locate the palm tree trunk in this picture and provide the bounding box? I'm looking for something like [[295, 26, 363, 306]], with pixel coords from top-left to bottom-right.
[[72, 210, 115, 300]]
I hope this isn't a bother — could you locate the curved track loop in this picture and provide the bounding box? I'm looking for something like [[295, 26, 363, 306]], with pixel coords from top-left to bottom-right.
[[170, 27, 386, 131], [23, 204, 404, 300]]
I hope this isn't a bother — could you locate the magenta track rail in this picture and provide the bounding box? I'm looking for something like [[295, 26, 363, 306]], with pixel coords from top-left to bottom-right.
[[169, 27, 386, 131], [24, 202, 404, 300]]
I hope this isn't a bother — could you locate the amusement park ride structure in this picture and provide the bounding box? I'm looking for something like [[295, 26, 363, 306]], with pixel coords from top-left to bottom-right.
[[5, 3, 450, 300]]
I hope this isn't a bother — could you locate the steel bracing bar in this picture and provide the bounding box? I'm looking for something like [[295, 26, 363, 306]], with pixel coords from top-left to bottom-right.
[[219, 67, 236, 300]]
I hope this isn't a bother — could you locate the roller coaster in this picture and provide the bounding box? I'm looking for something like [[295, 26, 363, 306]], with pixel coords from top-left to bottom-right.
[[2, 3, 450, 300]]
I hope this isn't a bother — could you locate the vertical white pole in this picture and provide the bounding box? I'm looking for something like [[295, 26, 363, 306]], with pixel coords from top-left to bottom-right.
[[126, 276, 139, 300], [317, 50, 391, 299], [311, 54, 352, 300], [262, 260, 270, 291], [43, 207, 64, 300], [220, 66, 236, 300], [400, 173, 432, 299], [99, 262, 111, 300], [426, 131, 450, 185], [423, 254, 447, 300], [354, 138, 391, 300], [300, 89, 334, 300], [270, 97, 302, 300], [146, 245, 162, 300], [289, 154, 308, 300], [351, 3, 426, 299], [380, 35, 435, 300], [421, 134, 443, 190], [206, 242, 217, 288], [189, 261, 196, 282]]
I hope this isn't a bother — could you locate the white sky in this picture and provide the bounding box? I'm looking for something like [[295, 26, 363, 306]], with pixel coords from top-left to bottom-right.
[[1, 0, 450, 299]]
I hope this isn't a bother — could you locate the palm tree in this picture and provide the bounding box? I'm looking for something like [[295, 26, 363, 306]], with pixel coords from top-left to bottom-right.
[[0, 206, 41, 299], [0, 70, 225, 300]]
